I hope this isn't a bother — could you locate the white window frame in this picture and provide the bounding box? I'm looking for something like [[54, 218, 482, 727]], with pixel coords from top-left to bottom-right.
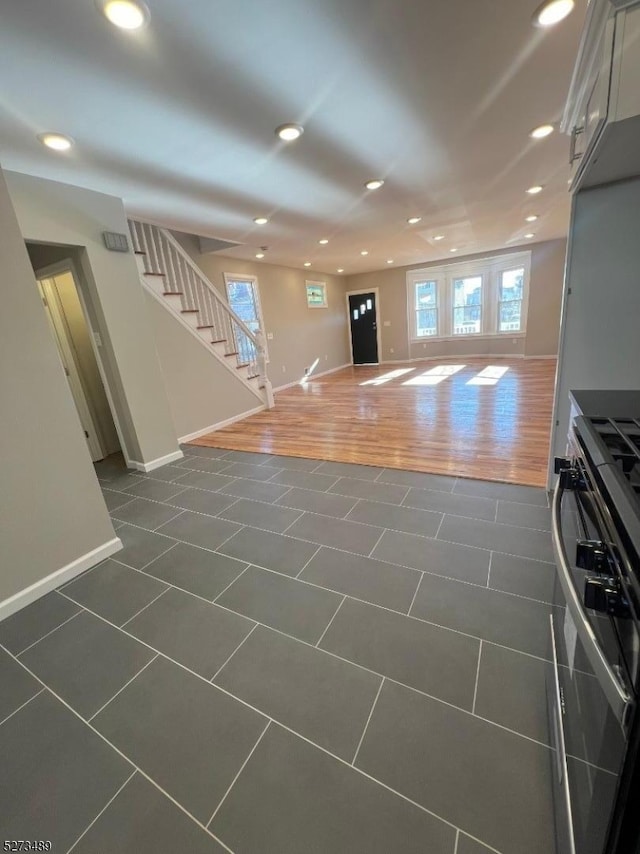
[[406, 251, 531, 343], [223, 272, 267, 357]]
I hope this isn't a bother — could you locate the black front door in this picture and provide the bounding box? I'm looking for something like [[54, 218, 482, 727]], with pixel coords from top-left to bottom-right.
[[348, 292, 378, 364]]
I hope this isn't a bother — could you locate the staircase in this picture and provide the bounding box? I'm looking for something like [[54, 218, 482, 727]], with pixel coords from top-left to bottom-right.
[[128, 219, 273, 407]]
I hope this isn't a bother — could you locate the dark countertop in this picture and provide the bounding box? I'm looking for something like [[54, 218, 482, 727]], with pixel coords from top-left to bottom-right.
[[570, 389, 640, 418]]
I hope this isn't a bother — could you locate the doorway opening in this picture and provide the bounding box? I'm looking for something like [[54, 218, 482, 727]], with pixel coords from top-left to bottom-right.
[[29, 252, 121, 464], [347, 289, 381, 365]]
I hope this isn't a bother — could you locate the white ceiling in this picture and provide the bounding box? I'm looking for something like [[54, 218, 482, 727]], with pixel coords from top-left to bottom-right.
[[0, 0, 585, 274]]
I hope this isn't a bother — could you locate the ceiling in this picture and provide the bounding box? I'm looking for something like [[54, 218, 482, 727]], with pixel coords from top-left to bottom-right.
[[0, 0, 585, 274]]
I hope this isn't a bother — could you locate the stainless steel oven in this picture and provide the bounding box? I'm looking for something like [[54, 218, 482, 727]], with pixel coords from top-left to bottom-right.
[[550, 415, 640, 854]]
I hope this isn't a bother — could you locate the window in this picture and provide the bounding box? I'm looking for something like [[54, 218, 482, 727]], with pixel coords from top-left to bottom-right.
[[224, 274, 264, 363], [498, 268, 524, 332], [415, 281, 438, 337], [452, 276, 482, 335], [407, 252, 530, 341]]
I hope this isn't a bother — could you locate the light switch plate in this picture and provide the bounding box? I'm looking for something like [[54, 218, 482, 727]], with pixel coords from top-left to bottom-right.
[[383, 320, 391, 327], [267, 332, 274, 340]]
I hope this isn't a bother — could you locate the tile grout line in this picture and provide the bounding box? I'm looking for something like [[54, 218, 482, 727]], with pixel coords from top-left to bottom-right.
[[453, 829, 460, 854], [486, 551, 493, 588], [209, 623, 259, 683], [0, 687, 45, 728], [351, 677, 385, 766], [472, 642, 483, 715], [0, 643, 237, 854], [6, 633, 502, 843], [110, 542, 567, 668], [295, 544, 323, 579], [315, 595, 347, 648], [279, 508, 306, 535], [367, 528, 387, 558], [211, 564, 251, 604], [135, 462, 549, 508], [406, 572, 425, 617], [112, 490, 552, 549], [65, 769, 137, 854], [205, 720, 271, 829], [16, 609, 83, 656], [120, 587, 171, 629], [50, 588, 603, 763], [434, 512, 446, 539], [88, 654, 159, 722]]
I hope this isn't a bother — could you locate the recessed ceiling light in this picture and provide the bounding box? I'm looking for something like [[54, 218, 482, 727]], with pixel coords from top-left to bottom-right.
[[318, 239, 329, 245], [255, 253, 265, 259], [101, 0, 149, 29], [337, 268, 345, 273], [387, 259, 394, 264], [253, 216, 268, 225], [276, 123, 304, 142], [527, 185, 544, 195], [530, 124, 554, 139], [37, 132, 74, 151], [433, 234, 445, 241], [407, 217, 422, 225], [303, 262, 312, 267], [360, 250, 369, 256], [365, 179, 385, 190], [524, 233, 535, 239], [450, 248, 458, 253], [533, 0, 575, 27], [525, 214, 539, 222]]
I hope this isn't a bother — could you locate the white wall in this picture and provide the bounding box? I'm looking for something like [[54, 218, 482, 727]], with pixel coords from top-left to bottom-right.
[[0, 165, 120, 618], [145, 292, 262, 440], [5, 170, 180, 468], [549, 178, 640, 483]]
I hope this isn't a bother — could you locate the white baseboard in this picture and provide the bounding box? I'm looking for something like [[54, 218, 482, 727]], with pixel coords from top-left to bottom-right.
[[273, 362, 351, 392], [380, 353, 528, 365], [523, 354, 558, 360], [132, 449, 184, 473], [179, 405, 266, 443], [0, 537, 122, 623]]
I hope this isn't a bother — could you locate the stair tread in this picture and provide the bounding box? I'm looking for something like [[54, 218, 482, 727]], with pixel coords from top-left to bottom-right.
[[163, 291, 183, 295], [211, 339, 227, 344], [134, 250, 146, 255], [145, 272, 165, 276], [225, 351, 239, 357], [196, 324, 215, 329], [181, 309, 199, 314]]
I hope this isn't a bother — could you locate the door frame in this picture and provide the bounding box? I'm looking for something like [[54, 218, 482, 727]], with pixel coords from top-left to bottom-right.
[[345, 287, 382, 365], [35, 259, 128, 464]]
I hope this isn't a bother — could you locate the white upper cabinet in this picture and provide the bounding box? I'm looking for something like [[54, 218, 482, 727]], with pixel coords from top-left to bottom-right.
[[564, 0, 640, 191]]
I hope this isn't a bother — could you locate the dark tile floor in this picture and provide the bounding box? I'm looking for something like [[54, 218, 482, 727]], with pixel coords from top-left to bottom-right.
[[0, 447, 581, 853]]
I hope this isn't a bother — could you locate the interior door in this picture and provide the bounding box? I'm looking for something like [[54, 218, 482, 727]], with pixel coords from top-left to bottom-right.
[[37, 277, 104, 462], [349, 292, 379, 364]]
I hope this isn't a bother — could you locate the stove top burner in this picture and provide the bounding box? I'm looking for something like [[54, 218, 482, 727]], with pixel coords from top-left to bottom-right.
[[590, 418, 640, 494]]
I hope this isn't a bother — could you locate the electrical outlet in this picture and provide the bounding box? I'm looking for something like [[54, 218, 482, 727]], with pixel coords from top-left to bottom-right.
[[383, 320, 391, 327], [282, 365, 286, 372], [267, 332, 274, 340], [324, 354, 328, 360], [390, 347, 394, 354]]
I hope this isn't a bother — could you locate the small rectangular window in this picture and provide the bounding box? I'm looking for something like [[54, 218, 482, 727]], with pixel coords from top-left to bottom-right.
[[498, 268, 524, 332], [452, 275, 482, 335], [415, 281, 438, 337]]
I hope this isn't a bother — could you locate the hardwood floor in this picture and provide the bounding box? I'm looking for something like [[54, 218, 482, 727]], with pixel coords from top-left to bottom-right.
[[191, 358, 557, 487]]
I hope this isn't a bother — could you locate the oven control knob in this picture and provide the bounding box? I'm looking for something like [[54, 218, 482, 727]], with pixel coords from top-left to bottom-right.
[[584, 576, 631, 618], [576, 540, 607, 573], [554, 457, 572, 474]]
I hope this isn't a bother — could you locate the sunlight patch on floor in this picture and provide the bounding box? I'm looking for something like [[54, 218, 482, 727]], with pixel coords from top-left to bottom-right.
[[402, 365, 466, 386]]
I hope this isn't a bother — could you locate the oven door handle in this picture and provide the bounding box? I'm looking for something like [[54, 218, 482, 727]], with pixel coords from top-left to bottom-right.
[[552, 478, 632, 728]]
